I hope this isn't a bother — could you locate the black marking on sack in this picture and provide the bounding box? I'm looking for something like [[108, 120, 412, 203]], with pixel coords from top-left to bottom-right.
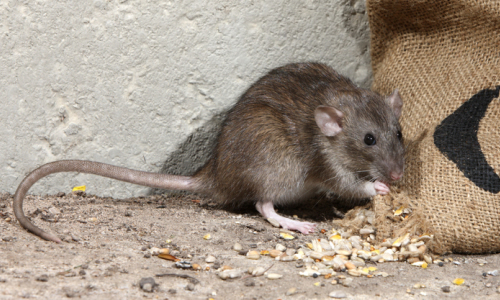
[[434, 86, 500, 193]]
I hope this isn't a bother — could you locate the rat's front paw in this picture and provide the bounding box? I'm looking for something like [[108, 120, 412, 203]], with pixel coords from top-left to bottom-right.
[[373, 181, 390, 195]]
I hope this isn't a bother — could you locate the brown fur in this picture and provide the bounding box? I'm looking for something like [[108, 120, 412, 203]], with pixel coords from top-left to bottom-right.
[[195, 63, 403, 207]]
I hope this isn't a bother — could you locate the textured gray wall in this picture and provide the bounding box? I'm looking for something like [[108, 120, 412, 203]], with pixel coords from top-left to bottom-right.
[[0, 0, 371, 198]]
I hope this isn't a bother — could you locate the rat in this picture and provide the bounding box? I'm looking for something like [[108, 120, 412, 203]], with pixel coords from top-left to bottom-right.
[[13, 62, 404, 243]]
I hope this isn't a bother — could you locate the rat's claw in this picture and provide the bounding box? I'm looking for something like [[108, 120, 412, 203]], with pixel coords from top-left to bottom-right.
[[374, 180, 390, 195]]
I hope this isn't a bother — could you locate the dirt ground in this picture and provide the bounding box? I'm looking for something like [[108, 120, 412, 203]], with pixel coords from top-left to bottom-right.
[[0, 192, 499, 300]]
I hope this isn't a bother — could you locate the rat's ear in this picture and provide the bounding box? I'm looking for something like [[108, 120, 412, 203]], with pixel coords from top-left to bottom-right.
[[386, 89, 403, 119], [314, 106, 344, 136]]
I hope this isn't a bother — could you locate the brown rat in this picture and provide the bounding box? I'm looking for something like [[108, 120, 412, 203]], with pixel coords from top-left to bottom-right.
[[13, 62, 404, 243]]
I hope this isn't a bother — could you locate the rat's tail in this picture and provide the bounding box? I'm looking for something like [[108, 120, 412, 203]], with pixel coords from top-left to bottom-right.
[[13, 160, 200, 243]]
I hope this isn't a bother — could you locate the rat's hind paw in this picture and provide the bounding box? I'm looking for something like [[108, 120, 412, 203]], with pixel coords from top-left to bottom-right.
[[280, 219, 317, 235]]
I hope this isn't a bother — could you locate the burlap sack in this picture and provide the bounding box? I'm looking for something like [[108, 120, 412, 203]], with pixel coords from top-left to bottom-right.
[[367, 0, 500, 253]]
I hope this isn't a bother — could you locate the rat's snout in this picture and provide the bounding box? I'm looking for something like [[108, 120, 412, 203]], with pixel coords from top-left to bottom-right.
[[390, 170, 403, 181]]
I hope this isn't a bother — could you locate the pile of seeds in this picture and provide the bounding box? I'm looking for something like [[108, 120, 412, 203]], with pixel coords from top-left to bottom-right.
[[157, 208, 438, 284], [220, 208, 435, 283], [231, 218, 434, 282]]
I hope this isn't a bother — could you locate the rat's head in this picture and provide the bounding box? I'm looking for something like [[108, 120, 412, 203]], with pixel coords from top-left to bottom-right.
[[315, 89, 404, 186]]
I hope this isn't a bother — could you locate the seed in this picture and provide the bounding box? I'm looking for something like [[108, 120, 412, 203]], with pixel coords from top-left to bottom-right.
[[309, 251, 325, 260], [359, 227, 375, 235], [280, 230, 295, 240], [453, 278, 465, 285], [269, 250, 282, 258], [423, 255, 433, 265], [218, 269, 242, 280], [407, 257, 420, 264], [267, 217, 280, 228], [411, 261, 426, 267], [246, 251, 260, 260], [336, 250, 352, 256], [329, 234, 342, 240], [250, 267, 266, 276], [344, 262, 356, 270], [266, 273, 283, 279], [286, 287, 297, 296]]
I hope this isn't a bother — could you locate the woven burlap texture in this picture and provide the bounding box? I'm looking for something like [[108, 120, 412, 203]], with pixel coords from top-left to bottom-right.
[[367, 0, 500, 253]]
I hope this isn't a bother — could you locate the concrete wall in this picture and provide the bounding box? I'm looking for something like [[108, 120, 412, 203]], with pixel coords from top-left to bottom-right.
[[0, 0, 371, 198]]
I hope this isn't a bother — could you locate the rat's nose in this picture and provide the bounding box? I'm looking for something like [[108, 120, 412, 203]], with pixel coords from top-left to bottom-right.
[[390, 171, 403, 181]]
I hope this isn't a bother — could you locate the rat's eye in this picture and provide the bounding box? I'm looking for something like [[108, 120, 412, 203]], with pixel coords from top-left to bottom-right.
[[364, 133, 376, 146], [397, 131, 402, 140]]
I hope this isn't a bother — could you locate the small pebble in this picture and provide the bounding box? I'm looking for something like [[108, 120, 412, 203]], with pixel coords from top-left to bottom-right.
[[212, 261, 221, 270], [36, 274, 49, 282], [79, 270, 86, 276], [276, 244, 287, 252], [441, 286, 451, 293], [329, 290, 348, 298], [487, 270, 499, 276], [143, 253, 151, 258], [0, 278, 6, 283], [63, 287, 78, 298], [185, 283, 195, 291], [175, 261, 192, 269], [244, 279, 255, 287], [205, 255, 216, 263], [341, 277, 353, 287], [139, 277, 156, 293], [149, 247, 161, 256], [168, 289, 177, 294]]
